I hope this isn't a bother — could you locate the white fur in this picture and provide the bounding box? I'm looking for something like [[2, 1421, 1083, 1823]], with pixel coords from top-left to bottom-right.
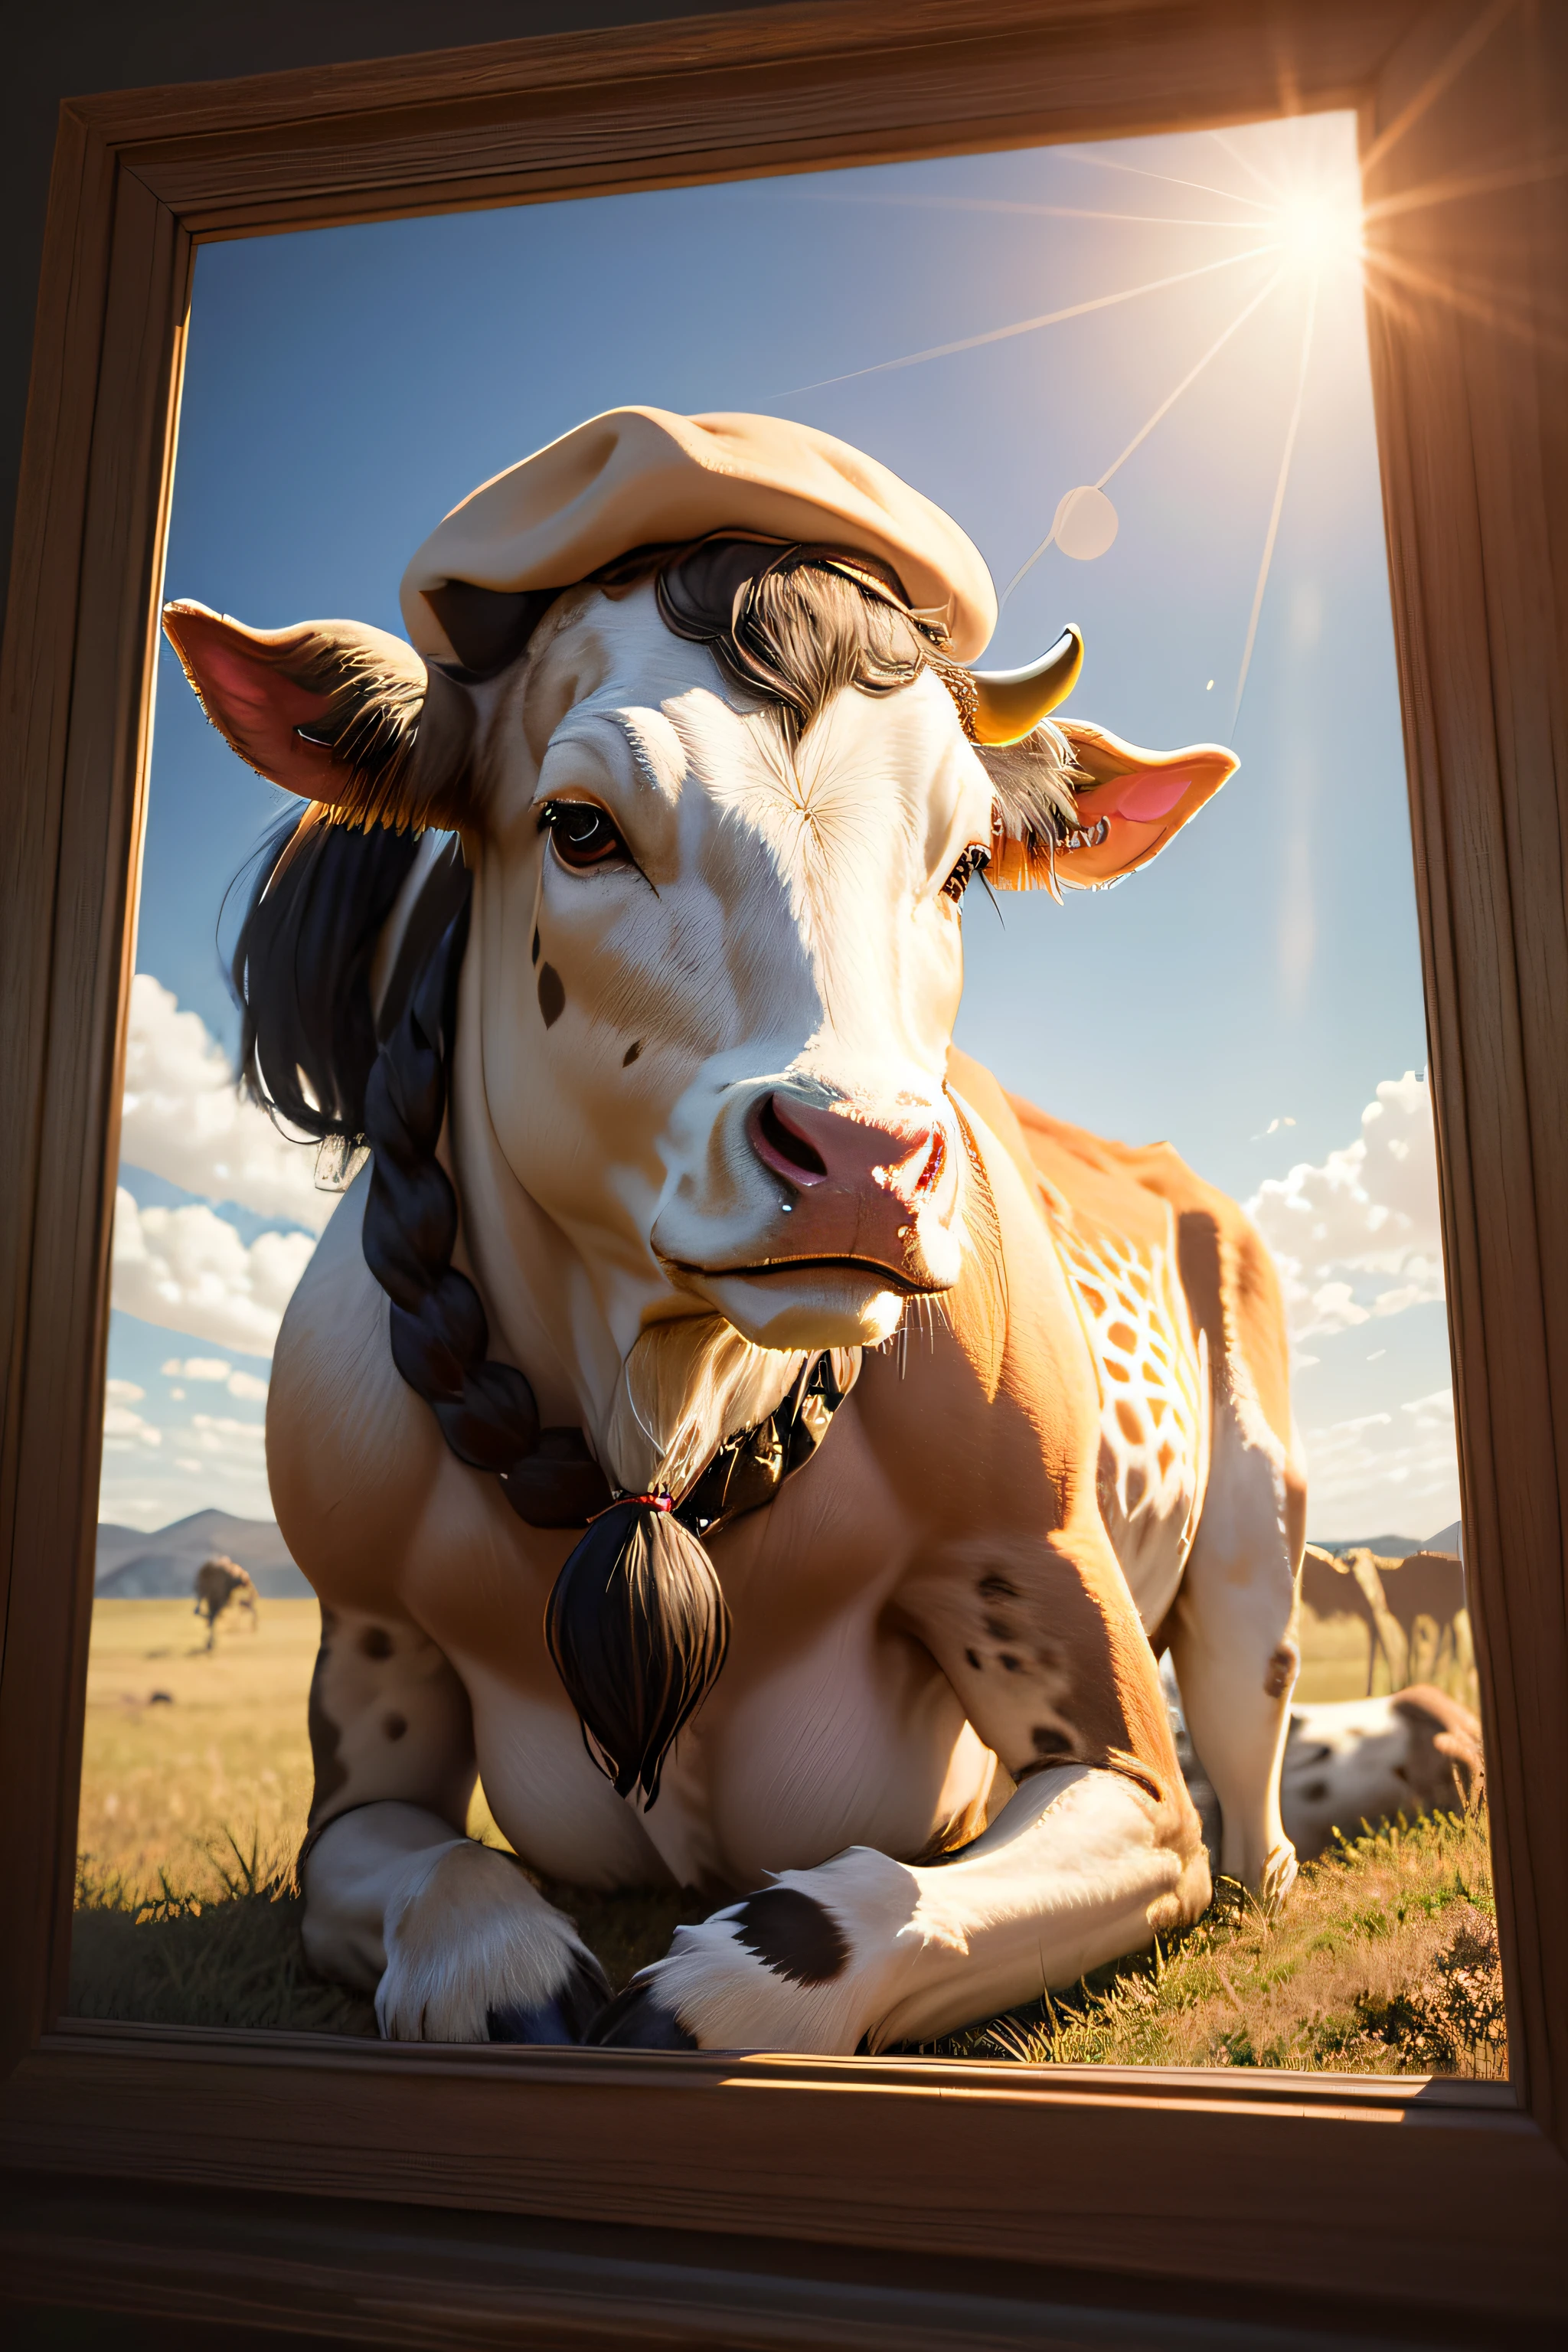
[[626, 1768, 1204, 2055], [303, 1805, 598, 2043]]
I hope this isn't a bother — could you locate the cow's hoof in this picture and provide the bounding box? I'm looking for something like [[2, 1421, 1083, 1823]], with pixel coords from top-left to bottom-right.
[[487, 1950, 609, 2045], [584, 1981, 697, 2049]]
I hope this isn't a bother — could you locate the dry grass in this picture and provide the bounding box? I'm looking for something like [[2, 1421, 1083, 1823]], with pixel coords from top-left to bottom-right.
[[72, 1595, 1501, 2070], [918, 1805, 1504, 2076]]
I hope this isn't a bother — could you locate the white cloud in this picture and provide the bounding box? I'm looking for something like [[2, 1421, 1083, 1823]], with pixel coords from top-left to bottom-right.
[[99, 1403, 275, 1529], [112, 1187, 315, 1357], [1246, 1071, 1445, 1339], [1305, 1385, 1460, 1537], [120, 972, 335, 1233], [159, 1353, 270, 1403], [106, 1378, 145, 1404], [103, 1403, 162, 1449]]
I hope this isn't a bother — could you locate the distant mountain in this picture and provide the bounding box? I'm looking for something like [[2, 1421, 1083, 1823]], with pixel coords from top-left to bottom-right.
[[1308, 1521, 1462, 1561], [95, 1509, 312, 1599]]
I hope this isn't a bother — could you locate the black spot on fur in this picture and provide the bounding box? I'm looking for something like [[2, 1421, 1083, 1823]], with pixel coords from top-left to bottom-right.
[[585, 1982, 697, 2048], [383, 1711, 407, 1742], [623, 1039, 642, 1067], [531, 925, 541, 967], [489, 1949, 609, 2045], [537, 962, 566, 1027], [1304, 1779, 1329, 1802], [965, 1647, 982, 1671], [733, 1886, 848, 1986], [360, 1625, 394, 1661], [306, 1647, 348, 1823], [1000, 1653, 1023, 1673], [1032, 1725, 1071, 1757], [978, 1572, 1019, 1600]]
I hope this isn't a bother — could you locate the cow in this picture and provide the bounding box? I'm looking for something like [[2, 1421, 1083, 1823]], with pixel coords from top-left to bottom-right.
[[193, 1554, 260, 1649], [1377, 1550, 1468, 1685], [163, 406, 1326, 2053], [1277, 1684, 1483, 1860], [1299, 1542, 1399, 1696]]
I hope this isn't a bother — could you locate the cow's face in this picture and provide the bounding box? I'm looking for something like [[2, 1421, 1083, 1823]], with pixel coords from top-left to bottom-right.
[[472, 583, 988, 1353], [164, 574, 1233, 1374]]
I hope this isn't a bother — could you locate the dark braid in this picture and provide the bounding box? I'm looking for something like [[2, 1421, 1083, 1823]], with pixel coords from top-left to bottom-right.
[[357, 906, 848, 1807], [359, 905, 612, 1526]]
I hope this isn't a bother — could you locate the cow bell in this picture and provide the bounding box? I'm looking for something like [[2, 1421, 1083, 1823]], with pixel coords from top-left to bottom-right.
[[962, 624, 1083, 746]]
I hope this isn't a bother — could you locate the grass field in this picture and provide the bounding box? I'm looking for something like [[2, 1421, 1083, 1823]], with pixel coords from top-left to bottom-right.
[[71, 1594, 1496, 2069]]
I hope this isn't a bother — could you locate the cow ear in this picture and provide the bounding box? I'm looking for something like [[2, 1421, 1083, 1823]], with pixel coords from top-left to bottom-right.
[[162, 601, 475, 832], [977, 718, 1236, 892]]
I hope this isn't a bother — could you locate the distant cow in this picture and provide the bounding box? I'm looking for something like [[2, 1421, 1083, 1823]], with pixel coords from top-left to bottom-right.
[[193, 1556, 259, 1648], [1377, 1550, 1467, 1684], [1278, 1684, 1483, 1860], [1299, 1544, 1398, 1695]]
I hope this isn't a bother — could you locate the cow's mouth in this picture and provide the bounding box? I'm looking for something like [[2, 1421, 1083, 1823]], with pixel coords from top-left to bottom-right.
[[668, 1251, 949, 1298]]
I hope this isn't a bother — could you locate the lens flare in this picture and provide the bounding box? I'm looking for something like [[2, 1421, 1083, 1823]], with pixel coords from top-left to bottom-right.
[[1272, 183, 1366, 270]]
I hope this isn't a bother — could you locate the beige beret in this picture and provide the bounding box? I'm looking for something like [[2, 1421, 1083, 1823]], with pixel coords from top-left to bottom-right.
[[400, 407, 998, 665]]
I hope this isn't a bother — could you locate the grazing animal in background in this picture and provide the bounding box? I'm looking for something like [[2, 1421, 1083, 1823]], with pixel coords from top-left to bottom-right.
[[193, 1555, 259, 1649], [1277, 1684, 1483, 1860], [1377, 1550, 1468, 1685], [165, 406, 1319, 2056], [1299, 1543, 1399, 1695]]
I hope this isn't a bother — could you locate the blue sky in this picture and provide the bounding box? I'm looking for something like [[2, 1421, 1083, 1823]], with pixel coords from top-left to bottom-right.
[[103, 109, 1459, 1540]]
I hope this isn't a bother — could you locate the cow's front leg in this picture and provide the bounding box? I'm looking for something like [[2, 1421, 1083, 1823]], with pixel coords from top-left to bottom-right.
[[1166, 1393, 1305, 1902], [586, 1763, 1207, 2054], [299, 1606, 607, 2042]]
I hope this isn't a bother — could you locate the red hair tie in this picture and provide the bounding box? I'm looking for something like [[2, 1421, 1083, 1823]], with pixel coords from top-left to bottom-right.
[[589, 1489, 674, 1523]]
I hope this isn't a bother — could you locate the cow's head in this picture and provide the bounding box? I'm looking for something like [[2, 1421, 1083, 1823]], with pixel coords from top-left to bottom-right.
[[165, 544, 1233, 1370]]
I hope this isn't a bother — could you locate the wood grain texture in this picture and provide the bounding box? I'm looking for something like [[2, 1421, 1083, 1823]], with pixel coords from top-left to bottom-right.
[[0, 2164, 1537, 2352], [0, 149, 190, 2069], [0, 2030, 1562, 2325], [1361, 0, 1568, 2154], [2, 0, 1566, 2336], [105, 0, 1423, 237]]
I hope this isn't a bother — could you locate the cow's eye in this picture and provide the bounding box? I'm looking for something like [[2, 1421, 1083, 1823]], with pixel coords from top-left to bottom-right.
[[941, 844, 990, 903], [541, 800, 627, 870]]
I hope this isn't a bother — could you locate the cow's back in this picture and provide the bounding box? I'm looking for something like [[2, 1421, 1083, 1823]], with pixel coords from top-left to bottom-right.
[[949, 1049, 1292, 1458]]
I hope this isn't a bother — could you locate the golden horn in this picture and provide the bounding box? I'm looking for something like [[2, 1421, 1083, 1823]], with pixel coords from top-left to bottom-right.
[[965, 625, 1083, 746]]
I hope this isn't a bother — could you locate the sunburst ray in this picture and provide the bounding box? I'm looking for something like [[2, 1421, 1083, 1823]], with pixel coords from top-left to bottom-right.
[[783, 243, 1279, 396], [1233, 275, 1321, 727]]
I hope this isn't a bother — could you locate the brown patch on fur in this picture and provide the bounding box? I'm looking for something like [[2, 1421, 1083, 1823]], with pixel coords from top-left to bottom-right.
[[1393, 1685, 1485, 1810], [360, 1625, 394, 1661], [383, 1711, 408, 1742], [1264, 1640, 1298, 1699]]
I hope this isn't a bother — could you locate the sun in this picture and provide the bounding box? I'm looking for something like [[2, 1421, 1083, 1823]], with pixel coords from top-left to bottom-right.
[[1271, 182, 1366, 272]]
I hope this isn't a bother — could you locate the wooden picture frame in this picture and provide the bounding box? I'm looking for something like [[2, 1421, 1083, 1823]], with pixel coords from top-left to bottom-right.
[[2, 2, 1565, 2337]]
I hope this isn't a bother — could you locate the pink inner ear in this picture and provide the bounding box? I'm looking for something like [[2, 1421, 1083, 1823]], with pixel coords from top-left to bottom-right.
[[1099, 769, 1192, 823]]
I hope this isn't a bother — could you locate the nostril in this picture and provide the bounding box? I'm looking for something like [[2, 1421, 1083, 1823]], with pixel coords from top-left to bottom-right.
[[756, 1094, 829, 1180]]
